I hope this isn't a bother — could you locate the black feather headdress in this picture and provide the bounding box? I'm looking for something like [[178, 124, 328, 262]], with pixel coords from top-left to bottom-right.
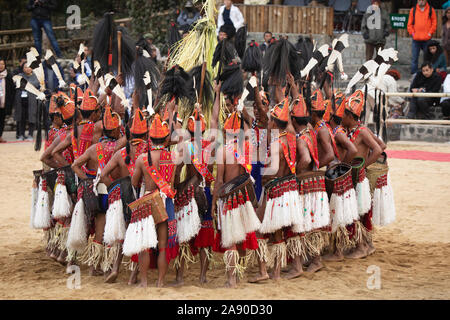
[[242, 40, 262, 74], [212, 39, 237, 69], [134, 47, 160, 108], [188, 65, 214, 108], [219, 62, 244, 102], [264, 38, 301, 86], [295, 36, 314, 71], [234, 25, 247, 59], [159, 65, 194, 101], [92, 13, 136, 79], [168, 21, 182, 52]]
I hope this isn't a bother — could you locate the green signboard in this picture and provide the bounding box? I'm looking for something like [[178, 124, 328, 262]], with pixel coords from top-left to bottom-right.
[[390, 13, 409, 29]]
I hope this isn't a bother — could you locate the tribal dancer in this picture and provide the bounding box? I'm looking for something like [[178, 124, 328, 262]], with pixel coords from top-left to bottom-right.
[[71, 107, 125, 276], [212, 110, 261, 288], [173, 98, 220, 286], [126, 113, 178, 288], [341, 90, 382, 259], [286, 84, 329, 275], [256, 97, 301, 281], [322, 95, 359, 262], [40, 100, 76, 266], [100, 108, 148, 283]]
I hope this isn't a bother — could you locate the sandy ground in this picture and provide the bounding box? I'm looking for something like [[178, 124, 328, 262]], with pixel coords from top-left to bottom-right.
[[0, 140, 449, 300]]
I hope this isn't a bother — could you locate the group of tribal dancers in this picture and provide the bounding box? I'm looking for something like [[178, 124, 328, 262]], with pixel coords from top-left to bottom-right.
[[30, 74, 396, 288], [28, 17, 396, 290]]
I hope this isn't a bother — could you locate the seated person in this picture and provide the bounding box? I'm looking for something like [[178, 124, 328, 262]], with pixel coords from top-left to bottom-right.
[[424, 40, 447, 82], [407, 61, 442, 119]]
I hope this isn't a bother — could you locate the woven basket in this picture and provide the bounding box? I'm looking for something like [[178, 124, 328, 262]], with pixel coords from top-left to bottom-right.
[[366, 162, 389, 194]]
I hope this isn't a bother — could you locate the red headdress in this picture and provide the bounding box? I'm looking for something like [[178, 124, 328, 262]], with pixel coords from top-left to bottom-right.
[[130, 108, 148, 135], [187, 109, 206, 133], [311, 89, 325, 111], [346, 90, 364, 118], [61, 101, 76, 120], [291, 95, 309, 118], [323, 100, 332, 122], [224, 111, 242, 134], [270, 97, 289, 122], [80, 88, 99, 111], [149, 113, 170, 139], [103, 106, 121, 130]]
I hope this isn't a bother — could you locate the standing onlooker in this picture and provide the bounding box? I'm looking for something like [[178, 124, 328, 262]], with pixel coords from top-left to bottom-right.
[[0, 58, 15, 143], [361, 0, 391, 61], [177, 1, 201, 33], [441, 8, 450, 67], [14, 63, 40, 141], [143, 33, 162, 63], [27, 0, 62, 58], [407, 0, 437, 75], [259, 31, 272, 56], [407, 61, 442, 119], [216, 0, 245, 36], [424, 40, 447, 81]]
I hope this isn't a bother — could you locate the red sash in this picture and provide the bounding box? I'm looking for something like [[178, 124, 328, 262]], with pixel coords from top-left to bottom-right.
[[189, 140, 215, 184], [299, 130, 320, 169], [45, 127, 59, 150], [143, 155, 176, 198], [58, 126, 74, 164], [120, 141, 148, 176], [325, 122, 340, 160], [279, 133, 296, 174], [226, 140, 252, 174], [347, 124, 366, 143], [72, 122, 95, 159]]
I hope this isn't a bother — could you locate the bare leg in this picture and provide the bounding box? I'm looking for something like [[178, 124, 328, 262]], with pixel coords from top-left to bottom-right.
[[271, 231, 284, 281], [248, 259, 269, 283], [172, 250, 185, 287], [138, 251, 150, 288], [345, 241, 368, 259], [366, 236, 375, 255], [57, 249, 67, 265], [50, 248, 60, 261], [224, 246, 238, 288], [105, 243, 123, 283], [306, 255, 324, 273], [89, 214, 106, 276], [283, 255, 304, 279], [156, 221, 168, 288], [322, 235, 344, 262], [128, 267, 138, 285], [199, 248, 210, 284]]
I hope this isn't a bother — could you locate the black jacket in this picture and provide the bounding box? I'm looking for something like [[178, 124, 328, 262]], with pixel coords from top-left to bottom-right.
[[1, 71, 15, 116], [410, 71, 442, 93], [27, 0, 57, 20]]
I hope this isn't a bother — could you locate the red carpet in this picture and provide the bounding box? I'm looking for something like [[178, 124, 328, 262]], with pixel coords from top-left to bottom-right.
[[386, 150, 450, 162]]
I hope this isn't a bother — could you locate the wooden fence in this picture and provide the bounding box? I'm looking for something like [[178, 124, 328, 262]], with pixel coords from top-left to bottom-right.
[[235, 4, 334, 36], [398, 8, 445, 38]]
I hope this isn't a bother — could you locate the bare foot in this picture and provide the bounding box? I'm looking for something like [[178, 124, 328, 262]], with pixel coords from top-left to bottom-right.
[[156, 280, 165, 288], [104, 271, 118, 283], [89, 267, 104, 276], [167, 279, 184, 287], [248, 273, 270, 283], [57, 253, 67, 266], [138, 280, 148, 288], [199, 276, 208, 284], [366, 243, 376, 256], [305, 260, 324, 273], [344, 246, 367, 259], [223, 280, 237, 288], [128, 269, 138, 286], [281, 266, 292, 273], [283, 269, 303, 280], [322, 252, 345, 262]]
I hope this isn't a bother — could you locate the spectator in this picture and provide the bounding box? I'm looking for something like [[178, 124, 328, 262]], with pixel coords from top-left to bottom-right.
[[177, 1, 201, 33], [14, 63, 40, 141], [0, 58, 15, 143], [424, 40, 447, 81], [407, 0, 437, 75], [216, 0, 245, 36], [442, 8, 450, 67], [27, 0, 62, 58], [440, 73, 450, 119], [260, 31, 272, 56], [407, 61, 442, 119], [361, 0, 391, 61], [143, 33, 162, 63]]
